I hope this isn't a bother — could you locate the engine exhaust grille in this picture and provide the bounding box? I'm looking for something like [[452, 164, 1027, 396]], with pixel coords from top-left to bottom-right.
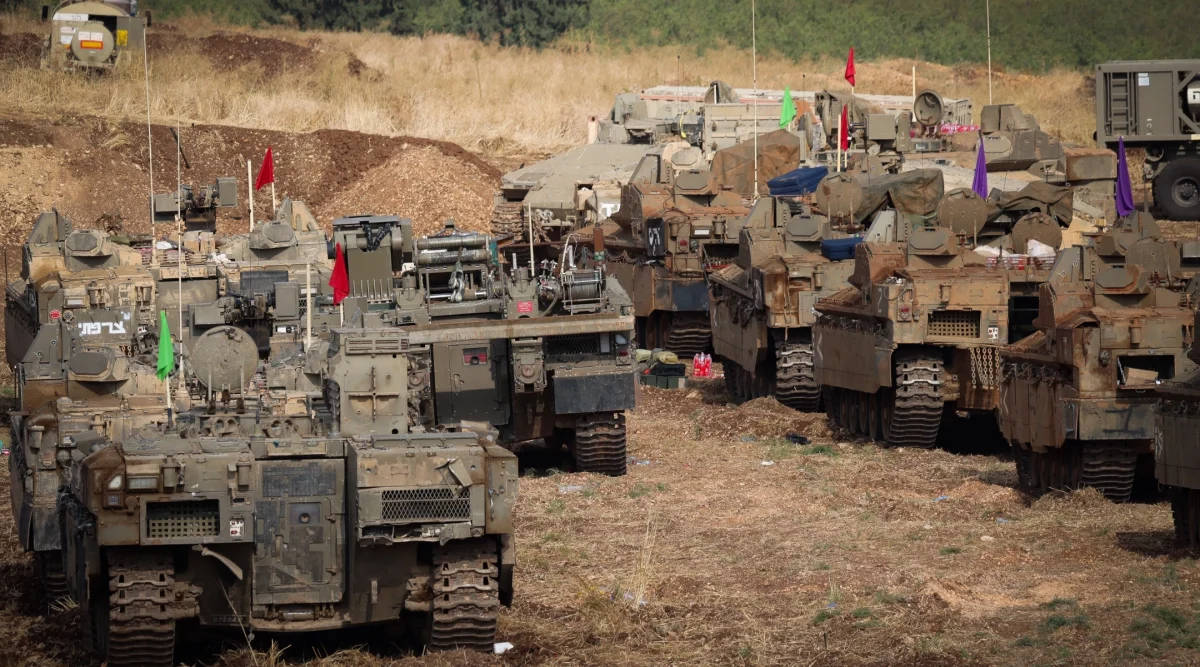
[[927, 310, 980, 338], [147, 500, 220, 539], [381, 487, 470, 523]]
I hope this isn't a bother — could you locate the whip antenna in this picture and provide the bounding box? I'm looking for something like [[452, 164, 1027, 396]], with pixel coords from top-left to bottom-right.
[[143, 25, 155, 266], [751, 0, 758, 200]]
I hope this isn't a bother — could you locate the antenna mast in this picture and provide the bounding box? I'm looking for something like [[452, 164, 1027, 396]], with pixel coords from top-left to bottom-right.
[[751, 0, 758, 200], [143, 24, 155, 267], [986, 0, 993, 104]]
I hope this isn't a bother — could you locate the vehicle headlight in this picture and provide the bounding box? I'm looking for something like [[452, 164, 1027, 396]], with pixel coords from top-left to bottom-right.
[[126, 476, 160, 492], [107, 474, 124, 491]]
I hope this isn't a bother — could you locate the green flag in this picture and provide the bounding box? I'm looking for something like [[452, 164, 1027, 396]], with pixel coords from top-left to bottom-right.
[[779, 86, 797, 128], [156, 311, 174, 380]]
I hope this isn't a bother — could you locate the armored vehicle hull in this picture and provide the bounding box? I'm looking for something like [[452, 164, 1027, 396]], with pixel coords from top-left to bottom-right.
[[708, 197, 858, 411], [1002, 228, 1192, 502]]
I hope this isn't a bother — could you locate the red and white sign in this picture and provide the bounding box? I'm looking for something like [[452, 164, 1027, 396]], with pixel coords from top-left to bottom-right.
[[517, 300, 534, 314], [49, 310, 61, 321]]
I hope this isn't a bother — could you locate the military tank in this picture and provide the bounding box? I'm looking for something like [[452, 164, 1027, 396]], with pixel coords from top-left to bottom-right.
[[812, 169, 1065, 447], [1001, 214, 1193, 502], [707, 195, 858, 411], [1156, 306, 1200, 546], [39, 0, 149, 71], [328, 215, 637, 475]]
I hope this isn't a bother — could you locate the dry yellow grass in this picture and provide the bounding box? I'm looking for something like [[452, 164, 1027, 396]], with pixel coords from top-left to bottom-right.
[[0, 13, 1096, 158]]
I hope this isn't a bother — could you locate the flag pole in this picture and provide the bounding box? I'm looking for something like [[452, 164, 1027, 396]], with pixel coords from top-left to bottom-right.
[[271, 181, 277, 216], [305, 262, 312, 349], [837, 111, 843, 173], [247, 158, 254, 232]]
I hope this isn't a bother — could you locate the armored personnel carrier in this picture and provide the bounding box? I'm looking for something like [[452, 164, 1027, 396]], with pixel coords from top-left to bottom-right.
[[1000, 215, 1193, 502], [590, 147, 753, 356], [707, 196, 858, 411], [52, 322, 517, 665], [330, 215, 637, 476], [6, 209, 166, 602], [813, 171, 1064, 447]]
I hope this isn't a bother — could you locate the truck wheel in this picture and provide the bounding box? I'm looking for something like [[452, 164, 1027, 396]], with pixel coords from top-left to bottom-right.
[[1154, 158, 1200, 221]]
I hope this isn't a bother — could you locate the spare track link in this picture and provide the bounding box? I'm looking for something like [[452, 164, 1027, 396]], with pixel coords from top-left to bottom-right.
[[106, 550, 177, 667], [775, 341, 820, 412], [573, 412, 628, 477], [489, 201, 525, 239], [888, 354, 944, 448], [664, 312, 710, 358], [430, 539, 500, 652]]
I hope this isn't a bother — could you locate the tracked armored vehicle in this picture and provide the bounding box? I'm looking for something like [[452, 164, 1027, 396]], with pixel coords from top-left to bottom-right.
[[1001, 215, 1193, 502], [707, 196, 858, 411], [54, 321, 517, 665], [6, 209, 165, 603], [813, 171, 1065, 447], [590, 147, 754, 356], [332, 215, 637, 476], [1156, 307, 1200, 546]]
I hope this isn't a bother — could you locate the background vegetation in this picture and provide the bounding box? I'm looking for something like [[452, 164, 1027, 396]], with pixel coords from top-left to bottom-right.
[[4, 0, 1195, 70]]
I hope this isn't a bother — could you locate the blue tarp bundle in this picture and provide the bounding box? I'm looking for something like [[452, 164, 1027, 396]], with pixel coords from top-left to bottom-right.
[[820, 236, 863, 261], [767, 166, 829, 197]]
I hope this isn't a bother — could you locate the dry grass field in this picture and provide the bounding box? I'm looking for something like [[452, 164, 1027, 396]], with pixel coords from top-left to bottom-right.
[[0, 13, 1096, 158], [3, 377, 1199, 666]]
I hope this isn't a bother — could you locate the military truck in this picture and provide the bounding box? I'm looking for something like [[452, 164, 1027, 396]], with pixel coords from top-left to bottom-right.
[[1000, 215, 1193, 502], [53, 321, 517, 665], [1096, 61, 1200, 220], [330, 215, 637, 476], [39, 0, 149, 71], [813, 170, 1065, 447], [707, 196, 858, 411]]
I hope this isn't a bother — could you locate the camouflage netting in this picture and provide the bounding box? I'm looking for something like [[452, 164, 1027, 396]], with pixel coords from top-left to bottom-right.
[[817, 168, 946, 225]]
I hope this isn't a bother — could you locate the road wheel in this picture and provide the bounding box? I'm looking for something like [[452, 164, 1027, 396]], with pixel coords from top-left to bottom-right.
[[1154, 157, 1200, 221]]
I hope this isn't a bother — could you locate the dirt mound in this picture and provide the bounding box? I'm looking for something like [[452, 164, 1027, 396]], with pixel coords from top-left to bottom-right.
[[0, 33, 41, 66], [148, 31, 317, 77], [315, 145, 495, 236], [0, 114, 502, 241]]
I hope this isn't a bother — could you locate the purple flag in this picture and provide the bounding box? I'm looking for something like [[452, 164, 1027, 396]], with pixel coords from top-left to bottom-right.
[[1116, 136, 1135, 218], [972, 139, 989, 199]]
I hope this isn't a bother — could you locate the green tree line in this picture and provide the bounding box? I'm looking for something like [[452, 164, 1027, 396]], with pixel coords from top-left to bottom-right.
[[8, 0, 1198, 71]]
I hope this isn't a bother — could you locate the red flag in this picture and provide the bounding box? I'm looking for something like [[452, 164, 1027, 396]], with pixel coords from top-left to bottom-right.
[[844, 47, 856, 87], [254, 146, 275, 191], [329, 242, 350, 305], [839, 105, 850, 150]]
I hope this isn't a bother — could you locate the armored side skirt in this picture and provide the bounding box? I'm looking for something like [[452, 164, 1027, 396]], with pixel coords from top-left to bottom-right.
[[1002, 394, 1157, 451], [1158, 408, 1200, 489]]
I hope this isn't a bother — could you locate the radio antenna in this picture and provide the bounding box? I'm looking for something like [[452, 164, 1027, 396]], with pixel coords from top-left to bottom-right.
[[751, 0, 759, 200], [143, 23, 155, 266]]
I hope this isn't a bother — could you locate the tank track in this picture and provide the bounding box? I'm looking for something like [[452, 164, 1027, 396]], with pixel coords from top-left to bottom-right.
[[664, 312, 710, 357], [887, 353, 944, 448], [774, 342, 820, 412], [489, 201, 525, 239], [34, 551, 68, 608], [572, 412, 628, 477], [429, 540, 500, 652], [1016, 441, 1138, 503], [1080, 443, 1139, 503], [105, 550, 177, 667]]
